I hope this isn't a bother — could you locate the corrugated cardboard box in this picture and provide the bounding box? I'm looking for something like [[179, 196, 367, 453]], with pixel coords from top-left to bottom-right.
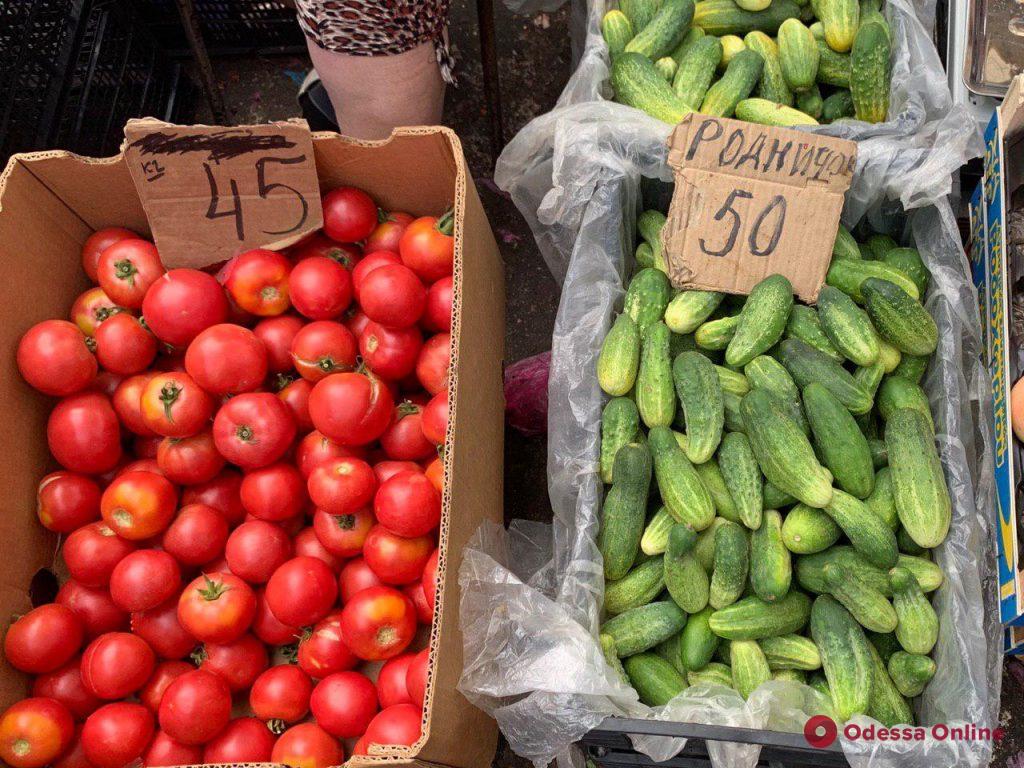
[[0, 125, 502, 766]]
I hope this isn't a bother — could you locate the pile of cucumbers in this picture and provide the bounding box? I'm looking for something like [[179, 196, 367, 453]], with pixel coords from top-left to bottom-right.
[[602, 0, 891, 126], [596, 213, 945, 724]]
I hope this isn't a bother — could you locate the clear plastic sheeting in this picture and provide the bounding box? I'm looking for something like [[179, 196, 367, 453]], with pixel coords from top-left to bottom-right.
[[458, 169, 1000, 766]]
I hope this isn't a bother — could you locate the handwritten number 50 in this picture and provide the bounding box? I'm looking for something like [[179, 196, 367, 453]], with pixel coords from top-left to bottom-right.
[[699, 190, 787, 258], [204, 155, 310, 241]]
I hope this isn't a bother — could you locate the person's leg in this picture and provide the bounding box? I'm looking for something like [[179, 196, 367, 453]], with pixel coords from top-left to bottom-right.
[[306, 39, 446, 139]]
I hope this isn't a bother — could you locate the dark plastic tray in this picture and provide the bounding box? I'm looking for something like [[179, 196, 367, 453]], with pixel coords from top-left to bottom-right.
[[136, 0, 307, 56]]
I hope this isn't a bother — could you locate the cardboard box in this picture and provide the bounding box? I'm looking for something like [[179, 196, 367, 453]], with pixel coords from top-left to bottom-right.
[[0, 126, 503, 766]]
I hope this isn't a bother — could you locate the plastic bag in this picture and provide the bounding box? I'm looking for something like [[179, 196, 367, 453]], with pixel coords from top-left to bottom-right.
[[459, 162, 1000, 766]]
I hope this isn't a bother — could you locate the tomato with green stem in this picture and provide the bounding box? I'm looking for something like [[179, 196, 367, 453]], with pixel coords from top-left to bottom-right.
[[18, 320, 98, 397], [81, 227, 137, 283], [313, 508, 375, 559], [399, 211, 455, 283], [213, 393, 296, 469], [380, 402, 435, 460], [177, 572, 256, 644], [157, 431, 225, 485], [97, 239, 164, 310], [70, 287, 123, 336], [0, 698, 75, 768], [366, 211, 414, 253], [292, 233, 362, 270], [290, 321, 357, 382], [250, 665, 313, 730], [4, 604, 84, 675], [140, 372, 213, 438], [92, 314, 157, 375]]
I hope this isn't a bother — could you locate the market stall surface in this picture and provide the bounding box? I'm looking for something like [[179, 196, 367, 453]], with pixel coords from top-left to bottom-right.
[[193, 1, 1024, 765]]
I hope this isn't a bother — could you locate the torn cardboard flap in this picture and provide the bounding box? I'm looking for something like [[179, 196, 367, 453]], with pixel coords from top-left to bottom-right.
[[663, 114, 857, 302], [123, 118, 323, 268]]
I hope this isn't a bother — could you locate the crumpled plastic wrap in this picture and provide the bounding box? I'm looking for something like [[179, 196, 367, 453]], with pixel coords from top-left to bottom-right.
[[459, 160, 1000, 765]]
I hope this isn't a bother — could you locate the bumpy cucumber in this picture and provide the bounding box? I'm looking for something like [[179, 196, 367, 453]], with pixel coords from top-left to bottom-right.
[[665, 290, 725, 334], [674, 351, 725, 464], [642, 505, 676, 555], [730, 640, 771, 698], [877, 376, 933, 430], [709, 521, 749, 609], [810, 595, 873, 721], [612, 53, 694, 124], [671, 27, 708, 66], [601, 633, 631, 685], [636, 241, 655, 269], [866, 640, 914, 727], [624, 653, 687, 705], [674, 36, 725, 108], [759, 633, 821, 670], [777, 338, 873, 414], [823, 489, 899, 569], [637, 322, 676, 428], [688, 661, 734, 687], [817, 284, 879, 367], [665, 524, 711, 613], [655, 632, 687, 674], [601, 10, 635, 57], [716, 365, 751, 396], [882, 247, 929, 297], [891, 353, 928, 383], [887, 651, 936, 697], [626, 0, 697, 59], [709, 591, 812, 640], [735, 98, 819, 126], [696, 458, 742, 523], [750, 509, 792, 601], [682, 606, 721, 670], [797, 84, 824, 118], [865, 467, 899, 528], [598, 442, 653, 580], [824, 563, 898, 633], [815, 40, 851, 86], [649, 426, 716, 530], [605, 556, 667, 615], [796, 546, 943, 596], [625, 268, 674, 334], [889, 567, 938, 655], [696, 315, 740, 350], [726, 275, 794, 367], [598, 313, 641, 396], [744, 32, 792, 106], [827, 260, 920, 303], [602, 601, 689, 657], [781, 503, 840, 554], [656, 57, 679, 80], [620, 0, 660, 32], [701, 49, 765, 117], [777, 18, 819, 91], [785, 306, 844, 363], [850, 18, 891, 123], [803, 382, 875, 499], [763, 480, 797, 509], [817, 0, 859, 52], [718, 431, 764, 529], [861, 279, 937, 356], [601, 397, 640, 484], [821, 89, 855, 121], [693, 0, 801, 34], [885, 408, 951, 549]]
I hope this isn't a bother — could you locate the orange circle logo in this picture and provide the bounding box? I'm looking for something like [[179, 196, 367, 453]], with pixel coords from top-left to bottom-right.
[[804, 715, 838, 748]]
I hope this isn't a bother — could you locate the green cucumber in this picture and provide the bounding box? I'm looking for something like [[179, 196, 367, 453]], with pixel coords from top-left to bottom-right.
[[897, 526, 926, 555], [866, 641, 914, 726], [624, 653, 687, 705], [674, 37, 725, 108], [602, 601, 689, 657], [759, 633, 821, 670], [696, 315, 740, 350], [649, 426, 716, 530], [763, 480, 797, 510], [655, 632, 687, 674], [674, 351, 725, 463], [601, 633, 631, 685], [744, 355, 801, 403], [734, 98, 819, 125], [877, 376, 933, 430], [772, 669, 807, 683], [865, 467, 899, 528], [850, 18, 891, 123], [638, 209, 668, 273], [681, 606, 721, 670], [854, 361, 885, 401], [796, 84, 824, 119], [718, 431, 764, 529], [785, 305, 844, 363], [612, 53, 694, 124], [599, 442, 653, 580], [688, 661, 734, 687], [709, 591, 812, 639], [665, 524, 711, 612], [636, 241, 655, 269], [709, 520, 749, 609], [776, 338, 873, 414], [723, 390, 746, 433], [626, 0, 697, 59], [821, 89, 855, 121], [602, 10, 635, 57], [877, 338, 902, 372], [810, 595, 872, 721], [730, 640, 771, 698], [868, 630, 902, 663], [891, 353, 928, 383], [750, 509, 792, 601], [671, 27, 708, 66], [695, 517, 729, 572], [620, 0, 661, 32], [696, 458, 742, 523], [601, 397, 640, 484], [882, 248, 929, 296], [817, 284, 879, 367], [637, 322, 676, 428], [716, 365, 751, 396], [642, 505, 677, 555], [605, 556, 667, 615], [781, 503, 840, 554], [887, 651, 936, 697], [625, 268, 673, 334], [777, 18, 819, 91], [802, 382, 875, 499], [719, 34, 747, 67], [832, 224, 861, 261], [665, 289, 726, 334], [823, 489, 899, 569], [823, 563, 898, 633], [598, 313, 641, 396], [861, 279, 937, 356], [744, 32, 792, 106], [656, 57, 679, 80], [863, 233, 898, 261], [817, 0, 859, 52], [885, 408, 951, 549], [726, 275, 794, 367], [815, 40, 851, 86], [826, 259, 920, 303], [693, 0, 801, 34], [797, 547, 943, 596], [889, 567, 938, 655], [701, 48, 765, 117]]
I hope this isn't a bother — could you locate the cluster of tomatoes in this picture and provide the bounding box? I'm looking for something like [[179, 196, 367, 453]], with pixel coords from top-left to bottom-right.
[[0, 186, 457, 768]]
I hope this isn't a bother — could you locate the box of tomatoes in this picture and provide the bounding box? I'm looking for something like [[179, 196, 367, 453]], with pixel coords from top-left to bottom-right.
[[0, 122, 503, 768]]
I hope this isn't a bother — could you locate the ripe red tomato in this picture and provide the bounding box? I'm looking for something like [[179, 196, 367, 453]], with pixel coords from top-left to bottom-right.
[[80, 632, 155, 699], [0, 698, 75, 768], [139, 661, 192, 713], [51, 728, 89, 768], [197, 633, 268, 692], [271, 722, 343, 768], [161, 503, 229, 566], [406, 648, 430, 707], [374, 460, 423, 484], [374, 470, 442, 538], [403, 581, 433, 624], [425, 456, 444, 493], [290, 256, 353, 320], [70, 288, 123, 338], [111, 373, 156, 437], [157, 431, 225, 485], [416, 333, 451, 394], [422, 275, 454, 332], [143, 269, 229, 347], [213, 393, 296, 469], [310, 671, 379, 738], [33, 659, 102, 720], [377, 652, 415, 708], [131, 599, 196, 660], [140, 371, 213, 438], [290, 321, 357, 382], [379, 404, 436, 460], [56, 581, 127, 639], [237, 462, 305, 522], [100, 470, 178, 540], [366, 211, 414, 253], [108, 550, 180, 612], [265, 557, 338, 627], [202, 717, 277, 763], [117, 458, 163, 476], [223, 249, 292, 316], [250, 664, 313, 726], [143, 731, 203, 767], [364, 703, 422, 747], [307, 457, 377, 515], [363, 525, 435, 585], [338, 557, 384, 603], [253, 314, 305, 373], [421, 388, 449, 445], [277, 376, 314, 431], [92, 314, 156, 375], [4, 604, 84, 674], [82, 227, 137, 283], [292, 233, 362, 269], [181, 469, 245, 525], [91, 370, 123, 399], [309, 372, 393, 446], [185, 323, 268, 395], [62, 523, 136, 587], [47, 392, 121, 474], [158, 669, 232, 745], [224, 520, 293, 584], [345, 306, 373, 338], [312, 508, 375, 559], [296, 611, 357, 679], [252, 588, 299, 645], [359, 263, 426, 328], [399, 213, 455, 283], [97, 239, 164, 310], [295, 430, 362, 479], [36, 472, 101, 533], [340, 585, 417, 661], [359, 322, 422, 381], [293, 527, 344, 572], [81, 702, 152, 768], [323, 186, 377, 242], [352, 251, 401, 301], [177, 572, 256, 644], [422, 548, 440, 608]]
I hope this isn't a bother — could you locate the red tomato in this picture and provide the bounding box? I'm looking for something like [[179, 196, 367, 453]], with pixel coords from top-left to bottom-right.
[[108, 550, 180, 612], [364, 703, 422, 747], [139, 661, 192, 713], [202, 717, 277, 763], [293, 527, 344, 572], [296, 611, 357, 679], [92, 314, 156, 375], [345, 306, 373, 338], [100, 471, 177, 540], [4, 604, 83, 674], [380, 403, 436, 460], [140, 371, 213, 438], [374, 460, 422, 484], [181, 469, 245, 526], [116, 458, 163, 476], [422, 276, 454, 332], [36, 472, 101, 533], [224, 520, 293, 584], [312, 508, 375, 559], [374, 471, 441, 538], [111, 373, 156, 437], [265, 557, 338, 627], [143, 269, 229, 347], [161, 503, 228, 566], [338, 557, 384, 603], [81, 702, 152, 768], [237, 462, 305, 522], [366, 211, 414, 253], [32, 659, 101, 720], [424, 456, 444, 493], [177, 572, 256, 644], [250, 665, 313, 726], [131, 599, 197, 660], [422, 548, 440, 607], [404, 581, 433, 624], [158, 669, 232, 745], [252, 588, 299, 646], [295, 431, 362, 479], [271, 722, 343, 768], [307, 457, 377, 515], [51, 728, 89, 768], [62, 523, 136, 587], [377, 652, 415, 708], [290, 321, 357, 382], [416, 333, 451, 394], [197, 633, 268, 692], [363, 525, 435, 585], [277, 376, 314, 431], [309, 372, 393, 446], [82, 227, 137, 283], [70, 287, 122, 337], [213, 393, 296, 469], [0, 698, 75, 768], [290, 257, 353, 320], [421, 388, 448, 444], [339, 586, 417, 661], [359, 321, 422, 381], [80, 632, 155, 699], [143, 731, 203, 767], [156, 431, 225, 485], [292, 233, 362, 269], [223, 249, 292, 316], [253, 315, 305, 373], [399, 213, 455, 283], [310, 671, 378, 738], [185, 323, 268, 395], [97, 239, 164, 310], [406, 648, 430, 707], [323, 187, 377, 242], [56, 581, 128, 639], [352, 251, 401, 301], [47, 393, 121, 475], [359, 263, 426, 328], [91, 370, 123, 399]]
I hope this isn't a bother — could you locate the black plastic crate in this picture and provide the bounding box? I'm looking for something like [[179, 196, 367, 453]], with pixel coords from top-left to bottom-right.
[[137, 0, 307, 56]]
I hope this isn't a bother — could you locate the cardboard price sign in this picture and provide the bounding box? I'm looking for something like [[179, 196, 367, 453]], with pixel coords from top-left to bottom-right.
[[123, 119, 323, 268], [663, 115, 857, 302]]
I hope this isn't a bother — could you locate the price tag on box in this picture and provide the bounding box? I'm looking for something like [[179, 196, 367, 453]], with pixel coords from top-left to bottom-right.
[[663, 115, 857, 303]]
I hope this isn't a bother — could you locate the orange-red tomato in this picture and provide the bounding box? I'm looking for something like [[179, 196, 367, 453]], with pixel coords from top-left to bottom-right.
[[100, 470, 178, 540], [223, 249, 292, 316], [0, 698, 75, 768]]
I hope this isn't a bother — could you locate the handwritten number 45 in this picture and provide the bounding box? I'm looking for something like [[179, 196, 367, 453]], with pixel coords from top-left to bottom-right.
[[699, 189, 787, 258], [204, 155, 310, 241]]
